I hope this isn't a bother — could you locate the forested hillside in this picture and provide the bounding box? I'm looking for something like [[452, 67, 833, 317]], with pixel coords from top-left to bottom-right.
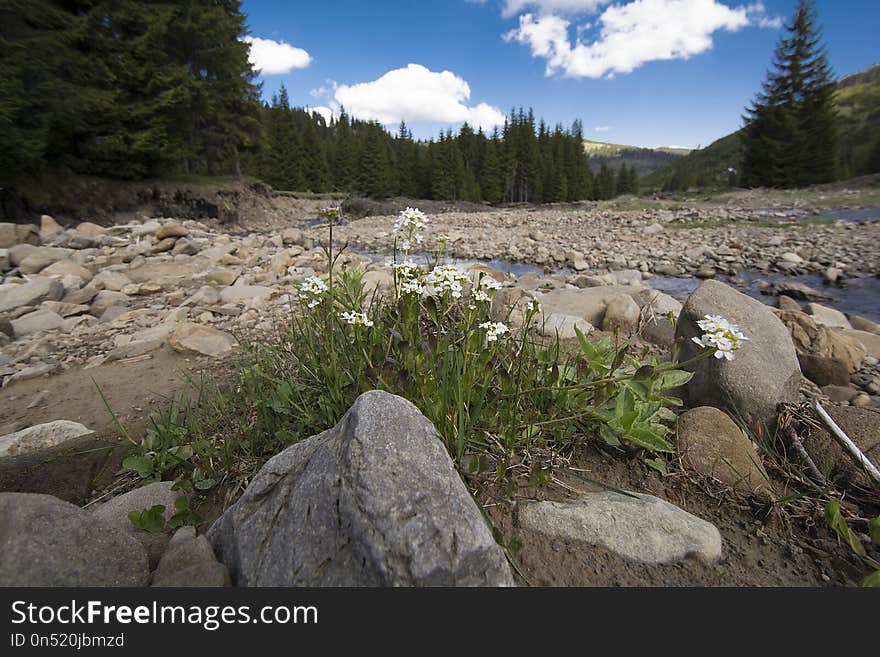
[[644, 63, 880, 191], [0, 1, 617, 204]]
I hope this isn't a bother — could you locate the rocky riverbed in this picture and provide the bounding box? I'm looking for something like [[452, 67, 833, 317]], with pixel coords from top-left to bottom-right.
[[1, 187, 879, 587]]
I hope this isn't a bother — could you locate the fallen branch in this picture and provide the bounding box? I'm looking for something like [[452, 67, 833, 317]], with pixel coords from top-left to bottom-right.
[[813, 401, 880, 487], [780, 423, 827, 487]]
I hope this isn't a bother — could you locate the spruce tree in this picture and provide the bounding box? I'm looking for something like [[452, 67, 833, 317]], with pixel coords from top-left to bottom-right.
[[740, 0, 838, 188]]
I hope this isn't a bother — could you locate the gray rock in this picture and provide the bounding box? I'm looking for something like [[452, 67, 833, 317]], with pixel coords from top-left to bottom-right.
[[208, 390, 513, 586], [807, 303, 851, 330], [0, 420, 93, 458], [0, 223, 39, 248], [219, 284, 273, 303], [156, 222, 189, 240], [797, 353, 850, 387], [91, 482, 179, 569], [0, 278, 64, 313], [538, 285, 643, 327], [777, 295, 802, 311], [152, 527, 230, 587], [676, 407, 773, 498], [90, 290, 130, 316], [169, 322, 237, 357], [601, 294, 641, 334], [0, 492, 149, 586], [106, 338, 165, 361], [92, 270, 131, 291], [538, 313, 594, 339], [75, 222, 106, 238], [39, 215, 63, 241], [676, 280, 801, 431], [849, 315, 880, 334], [519, 491, 722, 565], [10, 309, 64, 337]]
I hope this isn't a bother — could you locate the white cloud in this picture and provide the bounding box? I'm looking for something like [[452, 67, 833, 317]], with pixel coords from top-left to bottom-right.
[[594, 125, 610, 132], [333, 64, 506, 130], [244, 36, 311, 75], [306, 106, 335, 124], [502, 1, 610, 18], [504, 0, 754, 78], [310, 80, 338, 99], [746, 2, 783, 29]]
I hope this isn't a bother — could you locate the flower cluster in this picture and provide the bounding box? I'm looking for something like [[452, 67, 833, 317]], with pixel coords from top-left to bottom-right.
[[692, 315, 749, 361], [471, 275, 502, 304], [479, 321, 510, 343], [298, 275, 328, 308], [393, 207, 428, 253], [320, 205, 341, 221], [425, 264, 470, 299], [527, 297, 542, 314], [340, 310, 374, 327]]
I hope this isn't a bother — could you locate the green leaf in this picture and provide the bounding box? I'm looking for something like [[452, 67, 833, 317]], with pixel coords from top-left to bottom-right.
[[599, 424, 622, 447], [869, 516, 880, 545], [122, 455, 155, 479], [194, 477, 217, 491], [128, 505, 166, 533], [861, 569, 880, 588], [644, 457, 668, 475], [825, 500, 866, 556], [652, 369, 694, 391]]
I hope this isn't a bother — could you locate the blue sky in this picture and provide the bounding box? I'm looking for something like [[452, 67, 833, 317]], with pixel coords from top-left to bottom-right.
[[240, 1, 880, 149]]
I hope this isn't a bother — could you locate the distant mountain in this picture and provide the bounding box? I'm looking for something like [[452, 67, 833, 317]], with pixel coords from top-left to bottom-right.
[[642, 63, 880, 191], [582, 139, 691, 176]]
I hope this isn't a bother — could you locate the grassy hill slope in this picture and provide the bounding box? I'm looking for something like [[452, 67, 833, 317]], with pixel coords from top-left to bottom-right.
[[642, 63, 880, 191], [582, 139, 691, 176]]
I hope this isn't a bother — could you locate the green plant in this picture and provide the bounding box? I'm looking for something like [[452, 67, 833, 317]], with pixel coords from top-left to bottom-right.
[[116, 206, 743, 499], [825, 499, 880, 587]]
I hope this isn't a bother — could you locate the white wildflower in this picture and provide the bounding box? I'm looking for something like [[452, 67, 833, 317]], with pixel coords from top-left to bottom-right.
[[692, 314, 749, 360], [478, 276, 502, 292], [426, 264, 469, 299], [340, 310, 374, 327], [527, 297, 542, 314], [298, 276, 328, 309], [400, 279, 426, 296], [479, 321, 510, 343], [393, 207, 428, 237], [391, 259, 421, 280]]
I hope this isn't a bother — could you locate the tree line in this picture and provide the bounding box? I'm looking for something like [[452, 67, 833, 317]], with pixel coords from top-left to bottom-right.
[[252, 90, 639, 202], [0, 0, 640, 203], [0, 0, 261, 180]]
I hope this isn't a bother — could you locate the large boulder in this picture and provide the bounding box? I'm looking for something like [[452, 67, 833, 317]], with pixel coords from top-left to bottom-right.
[[676, 280, 801, 432], [519, 491, 722, 565], [676, 407, 773, 498], [0, 420, 93, 459], [0, 492, 149, 586], [538, 285, 644, 327], [0, 278, 64, 313], [208, 390, 513, 586]]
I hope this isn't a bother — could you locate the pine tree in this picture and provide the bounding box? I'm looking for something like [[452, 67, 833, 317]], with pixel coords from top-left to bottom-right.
[[740, 0, 838, 188], [596, 163, 616, 200], [331, 109, 357, 191], [479, 132, 504, 204], [356, 122, 393, 198]]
